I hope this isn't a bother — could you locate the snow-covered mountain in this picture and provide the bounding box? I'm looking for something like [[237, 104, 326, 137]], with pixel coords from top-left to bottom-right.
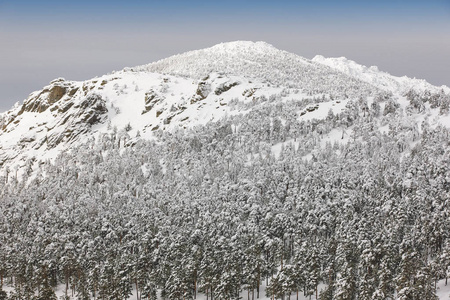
[[132, 41, 379, 97], [0, 41, 449, 174], [312, 55, 450, 94], [1, 41, 450, 300]]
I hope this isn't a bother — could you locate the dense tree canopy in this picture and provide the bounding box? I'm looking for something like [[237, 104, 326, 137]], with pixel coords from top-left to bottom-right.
[[0, 92, 449, 299]]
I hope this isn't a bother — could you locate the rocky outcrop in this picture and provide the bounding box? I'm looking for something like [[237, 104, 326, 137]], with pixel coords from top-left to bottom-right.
[[1, 80, 81, 132], [47, 85, 67, 104], [74, 94, 108, 124], [142, 90, 164, 114], [214, 81, 240, 95], [190, 81, 211, 104], [44, 93, 108, 149], [18, 80, 79, 115]]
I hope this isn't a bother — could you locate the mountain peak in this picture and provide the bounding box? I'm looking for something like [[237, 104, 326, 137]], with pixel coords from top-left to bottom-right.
[[130, 41, 378, 98], [207, 40, 278, 53], [1, 41, 449, 177], [130, 40, 290, 78]]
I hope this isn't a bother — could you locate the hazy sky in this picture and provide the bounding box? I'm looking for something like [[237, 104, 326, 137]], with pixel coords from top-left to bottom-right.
[[1, 0, 449, 112]]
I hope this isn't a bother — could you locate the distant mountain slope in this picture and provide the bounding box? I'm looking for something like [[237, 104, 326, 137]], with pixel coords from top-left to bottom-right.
[[0, 41, 449, 175], [312, 55, 450, 94], [132, 41, 380, 98]]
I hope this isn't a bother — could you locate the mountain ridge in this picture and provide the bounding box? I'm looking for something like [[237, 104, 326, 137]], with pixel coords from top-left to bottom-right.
[[130, 41, 380, 98], [312, 54, 450, 94], [0, 41, 449, 177]]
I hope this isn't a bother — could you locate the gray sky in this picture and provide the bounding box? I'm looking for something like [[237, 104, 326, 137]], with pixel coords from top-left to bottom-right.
[[1, 1, 450, 112]]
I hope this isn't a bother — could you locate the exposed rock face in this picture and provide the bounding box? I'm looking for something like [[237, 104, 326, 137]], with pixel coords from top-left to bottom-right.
[[18, 81, 79, 115], [242, 88, 257, 98], [1, 81, 81, 132], [214, 81, 240, 95], [142, 90, 164, 114], [75, 94, 108, 125], [1, 79, 108, 152], [190, 81, 211, 104], [46, 93, 108, 148], [48, 85, 67, 104]]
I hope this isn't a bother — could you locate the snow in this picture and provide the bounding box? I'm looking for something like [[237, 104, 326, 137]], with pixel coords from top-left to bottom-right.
[[3, 280, 448, 299], [298, 99, 349, 122], [271, 127, 351, 161], [436, 279, 450, 299], [93, 71, 280, 137], [321, 127, 350, 146], [271, 139, 300, 159], [1, 41, 450, 300], [312, 55, 450, 94], [2, 281, 326, 300], [379, 124, 389, 134], [1, 40, 449, 184], [207, 41, 281, 55], [0, 67, 313, 179]]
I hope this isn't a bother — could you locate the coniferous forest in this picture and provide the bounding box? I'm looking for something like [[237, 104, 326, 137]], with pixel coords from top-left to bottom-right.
[[0, 92, 449, 300]]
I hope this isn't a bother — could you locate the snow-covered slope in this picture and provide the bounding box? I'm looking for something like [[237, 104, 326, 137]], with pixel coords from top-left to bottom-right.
[[132, 41, 379, 98], [312, 55, 450, 94], [0, 41, 449, 174], [1, 41, 450, 300], [0, 71, 303, 170]]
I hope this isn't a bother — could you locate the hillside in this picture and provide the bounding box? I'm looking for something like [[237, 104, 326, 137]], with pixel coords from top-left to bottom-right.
[[312, 55, 450, 95], [1, 41, 449, 176], [0, 41, 449, 300]]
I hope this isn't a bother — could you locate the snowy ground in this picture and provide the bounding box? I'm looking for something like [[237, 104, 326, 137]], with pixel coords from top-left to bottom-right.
[[3, 279, 449, 299], [436, 279, 450, 299]]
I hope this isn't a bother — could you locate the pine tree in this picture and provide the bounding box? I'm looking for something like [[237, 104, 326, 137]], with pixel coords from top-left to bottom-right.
[[396, 249, 419, 300]]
